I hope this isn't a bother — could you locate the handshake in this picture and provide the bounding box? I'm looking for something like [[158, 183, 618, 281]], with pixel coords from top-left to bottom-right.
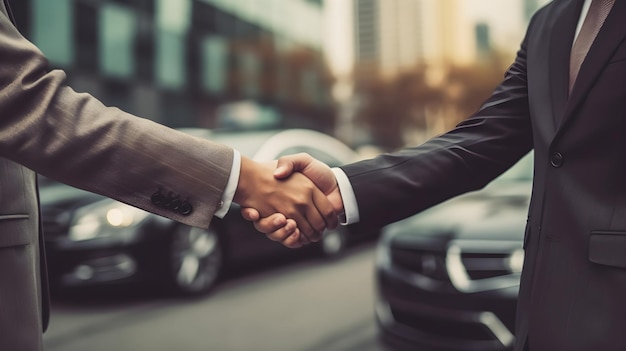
[[234, 153, 343, 249]]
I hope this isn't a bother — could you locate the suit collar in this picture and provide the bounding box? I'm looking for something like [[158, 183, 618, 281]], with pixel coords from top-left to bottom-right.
[[562, 0, 626, 123]]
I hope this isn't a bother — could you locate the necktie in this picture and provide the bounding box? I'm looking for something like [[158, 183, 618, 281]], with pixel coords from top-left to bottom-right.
[[569, 0, 615, 93]]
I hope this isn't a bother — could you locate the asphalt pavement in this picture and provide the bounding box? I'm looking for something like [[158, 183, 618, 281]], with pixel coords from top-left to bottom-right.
[[43, 244, 393, 351]]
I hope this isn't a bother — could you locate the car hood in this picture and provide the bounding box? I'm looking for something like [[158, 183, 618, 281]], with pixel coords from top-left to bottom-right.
[[39, 182, 105, 211], [385, 180, 531, 246]]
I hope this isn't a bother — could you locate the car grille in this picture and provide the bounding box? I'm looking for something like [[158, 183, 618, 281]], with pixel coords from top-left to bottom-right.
[[390, 247, 449, 282], [446, 240, 523, 293], [460, 252, 512, 280], [389, 240, 523, 293]]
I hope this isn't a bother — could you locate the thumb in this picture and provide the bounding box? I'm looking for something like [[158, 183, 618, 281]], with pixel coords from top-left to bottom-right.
[[273, 153, 313, 179]]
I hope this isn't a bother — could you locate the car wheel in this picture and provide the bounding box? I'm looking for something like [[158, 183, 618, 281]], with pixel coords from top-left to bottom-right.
[[168, 225, 223, 295], [320, 226, 348, 258]]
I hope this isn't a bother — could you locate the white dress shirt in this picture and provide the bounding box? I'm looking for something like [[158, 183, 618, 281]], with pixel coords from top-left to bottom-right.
[[214, 149, 240, 218]]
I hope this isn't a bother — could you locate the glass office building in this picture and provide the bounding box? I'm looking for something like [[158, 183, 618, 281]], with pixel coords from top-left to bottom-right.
[[10, 0, 334, 130]]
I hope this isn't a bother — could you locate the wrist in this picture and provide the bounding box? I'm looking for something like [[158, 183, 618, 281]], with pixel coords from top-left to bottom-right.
[[234, 157, 256, 205]]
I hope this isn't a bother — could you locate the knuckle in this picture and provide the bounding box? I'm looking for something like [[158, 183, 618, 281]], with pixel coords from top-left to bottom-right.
[[267, 230, 285, 241], [294, 194, 308, 205]]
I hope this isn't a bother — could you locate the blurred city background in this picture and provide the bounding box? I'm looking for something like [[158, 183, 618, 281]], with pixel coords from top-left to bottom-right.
[[13, 0, 548, 151], [10, 0, 547, 350]]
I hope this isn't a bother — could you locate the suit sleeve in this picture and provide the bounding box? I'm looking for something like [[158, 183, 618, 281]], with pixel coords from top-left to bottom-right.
[[0, 11, 233, 229], [340, 34, 534, 229]]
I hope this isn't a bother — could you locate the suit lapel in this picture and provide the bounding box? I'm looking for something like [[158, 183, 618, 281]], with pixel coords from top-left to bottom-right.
[[549, 0, 584, 129], [559, 0, 626, 131]]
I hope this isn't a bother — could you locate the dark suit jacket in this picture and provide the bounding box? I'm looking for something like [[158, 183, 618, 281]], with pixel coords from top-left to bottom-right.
[[0, 2, 232, 350], [342, 0, 626, 350]]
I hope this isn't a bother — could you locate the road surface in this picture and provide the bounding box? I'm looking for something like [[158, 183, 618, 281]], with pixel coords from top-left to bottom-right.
[[43, 244, 393, 351]]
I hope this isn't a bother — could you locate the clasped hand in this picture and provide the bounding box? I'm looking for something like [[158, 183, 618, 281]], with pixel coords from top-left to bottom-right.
[[236, 154, 343, 248]]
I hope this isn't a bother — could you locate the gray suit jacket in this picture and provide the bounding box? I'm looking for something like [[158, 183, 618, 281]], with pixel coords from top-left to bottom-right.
[[0, 2, 233, 350], [342, 0, 626, 350]]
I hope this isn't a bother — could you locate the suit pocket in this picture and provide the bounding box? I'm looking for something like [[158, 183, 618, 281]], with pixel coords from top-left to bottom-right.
[[589, 231, 626, 268], [0, 214, 32, 247]]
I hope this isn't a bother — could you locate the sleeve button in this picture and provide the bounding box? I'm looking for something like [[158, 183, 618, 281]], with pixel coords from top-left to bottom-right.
[[179, 202, 193, 216], [170, 199, 182, 211], [151, 191, 165, 206]]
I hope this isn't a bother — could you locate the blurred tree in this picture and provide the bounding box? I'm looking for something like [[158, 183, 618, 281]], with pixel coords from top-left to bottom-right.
[[356, 66, 443, 150], [355, 52, 510, 150], [445, 53, 511, 125]]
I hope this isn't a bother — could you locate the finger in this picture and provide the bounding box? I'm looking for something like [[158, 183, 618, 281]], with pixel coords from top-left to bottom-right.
[[294, 228, 312, 246], [288, 191, 327, 242], [241, 207, 261, 221], [307, 190, 338, 236], [313, 188, 339, 230], [288, 210, 317, 242], [274, 153, 314, 179], [299, 189, 337, 241], [252, 214, 287, 234], [266, 219, 298, 242], [282, 229, 304, 249], [299, 229, 312, 245], [285, 215, 311, 244], [301, 208, 326, 243]]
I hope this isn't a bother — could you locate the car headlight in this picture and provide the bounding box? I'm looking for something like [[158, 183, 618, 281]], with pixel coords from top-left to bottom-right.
[[69, 201, 150, 241], [507, 248, 525, 273], [376, 232, 394, 268]]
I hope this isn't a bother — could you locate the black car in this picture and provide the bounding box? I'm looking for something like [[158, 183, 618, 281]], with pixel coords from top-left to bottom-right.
[[375, 153, 533, 351], [41, 129, 364, 296]]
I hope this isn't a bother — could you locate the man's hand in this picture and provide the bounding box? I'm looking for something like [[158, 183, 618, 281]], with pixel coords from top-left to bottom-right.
[[234, 156, 338, 245], [241, 153, 344, 247], [275, 153, 343, 212]]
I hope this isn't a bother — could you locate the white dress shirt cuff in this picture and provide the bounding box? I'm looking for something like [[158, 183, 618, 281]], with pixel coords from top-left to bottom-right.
[[214, 150, 241, 218], [331, 167, 360, 225]]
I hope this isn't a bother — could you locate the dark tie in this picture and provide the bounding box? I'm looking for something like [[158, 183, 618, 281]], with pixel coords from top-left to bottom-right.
[[569, 0, 615, 93]]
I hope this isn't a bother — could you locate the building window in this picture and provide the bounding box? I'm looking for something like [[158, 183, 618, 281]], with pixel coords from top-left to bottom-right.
[[239, 50, 260, 98], [200, 36, 228, 94], [155, 0, 191, 90], [301, 68, 320, 105], [32, 0, 73, 66], [274, 58, 288, 102], [100, 4, 136, 79], [156, 0, 191, 33], [156, 30, 186, 90]]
